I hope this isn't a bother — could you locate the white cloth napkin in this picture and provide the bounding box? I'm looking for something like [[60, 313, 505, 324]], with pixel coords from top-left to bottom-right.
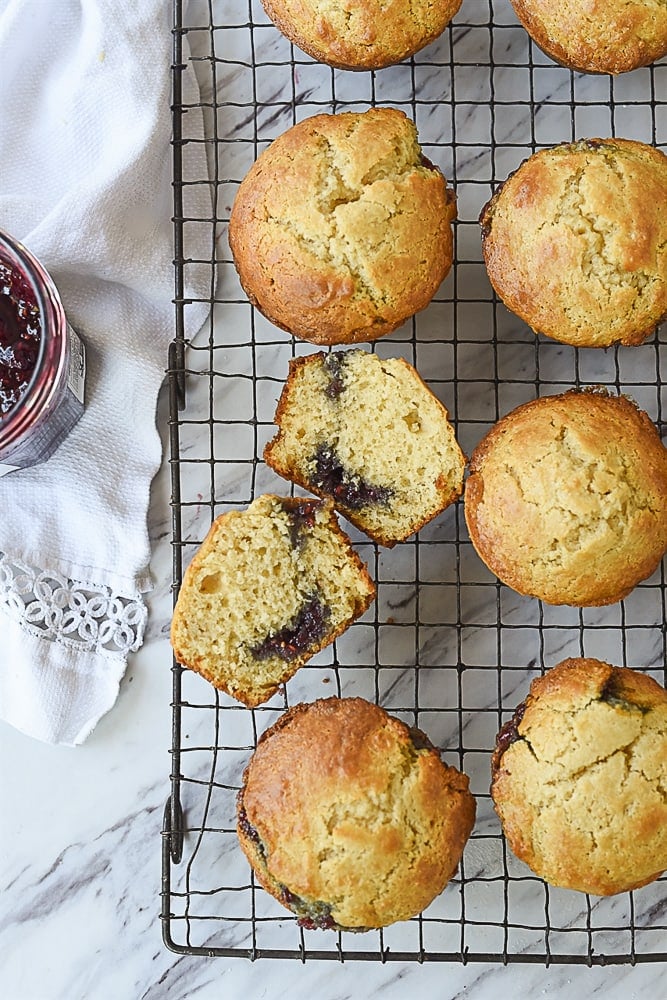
[[0, 0, 211, 744]]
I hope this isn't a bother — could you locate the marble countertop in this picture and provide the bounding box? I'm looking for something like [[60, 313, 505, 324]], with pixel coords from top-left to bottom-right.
[[2, 391, 666, 1000], [2, 2, 667, 997], [1, 395, 665, 998]]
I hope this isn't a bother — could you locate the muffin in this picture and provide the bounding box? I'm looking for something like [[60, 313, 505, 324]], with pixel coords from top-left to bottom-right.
[[260, 0, 461, 70], [229, 108, 456, 346], [480, 139, 667, 348], [464, 389, 667, 606], [510, 0, 667, 75], [237, 697, 476, 929], [491, 658, 667, 896], [170, 495, 375, 707], [264, 350, 466, 546]]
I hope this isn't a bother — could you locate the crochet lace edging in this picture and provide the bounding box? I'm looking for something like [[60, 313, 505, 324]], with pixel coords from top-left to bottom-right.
[[0, 553, 147, 658]]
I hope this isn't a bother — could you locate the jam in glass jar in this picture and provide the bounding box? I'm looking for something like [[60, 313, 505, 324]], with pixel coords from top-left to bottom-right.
[[0, 229, 86, 476]]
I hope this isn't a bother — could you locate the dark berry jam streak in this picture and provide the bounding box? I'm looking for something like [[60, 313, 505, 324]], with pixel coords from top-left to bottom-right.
[[312, 445, 392, 510], [238, 802, 340, 931], [251, 595, 331, 662], [322, 352, 347, 399], [408, 726, 436, 752], [280, 498, 320, 549], [279, 886, 338, 931], [237, 805, 267, 859], [493, 700, 527, 765], [599, 674, 648, 714]]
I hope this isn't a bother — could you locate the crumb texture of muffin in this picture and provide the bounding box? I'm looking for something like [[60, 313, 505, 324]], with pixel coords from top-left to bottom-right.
[[464, 390, 667, 606], [510, 0, 667, 74], [261, 0, 461, 70], [491, 658, 667, 896], [480, 139, 667, 348], [229, 108, 456, 346], [264, 350, 466, 546], [237, 697, 476, 929], [170, 495, 375, 707]]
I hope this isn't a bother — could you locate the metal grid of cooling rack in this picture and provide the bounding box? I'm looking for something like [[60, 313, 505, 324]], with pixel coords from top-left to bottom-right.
[[161, 0, 667, 964]]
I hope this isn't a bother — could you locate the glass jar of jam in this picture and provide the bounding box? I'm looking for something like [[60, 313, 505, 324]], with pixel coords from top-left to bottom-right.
[[0, 229, 86, 476]]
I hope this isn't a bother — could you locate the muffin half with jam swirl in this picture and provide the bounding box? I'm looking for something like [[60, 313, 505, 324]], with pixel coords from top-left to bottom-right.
[[237, 697, 476, 930], [170, 495, 375, 707], [264, 350, 466, 546]]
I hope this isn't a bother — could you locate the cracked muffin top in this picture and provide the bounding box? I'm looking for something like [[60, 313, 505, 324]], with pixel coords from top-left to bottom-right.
[[491, 658, 667, 896], [229, 108, 456, 346], [510, 0, 667, 75], [170, 495, 374, 707], [237, 697, 476, 929], [480, 138, 667, 348], [260, 0, 461, 70], [464, 389, 667, 606]]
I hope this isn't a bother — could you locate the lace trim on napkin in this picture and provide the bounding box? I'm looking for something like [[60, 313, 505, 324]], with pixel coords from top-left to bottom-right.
[[0, 553, 146, 657]]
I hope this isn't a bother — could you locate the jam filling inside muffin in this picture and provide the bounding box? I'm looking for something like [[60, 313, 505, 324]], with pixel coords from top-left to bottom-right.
[[280, 498, 320, 549], [238, 801, 344, 931], [420, 154, 438, 171], [237, 806, 267, 860], [322, 352, 348, 399], [408, 725, 437, 751], [312, 444, 393, 510], [279, 886, 338, 931], [600, 675, 649, 715], [251, 595, 331, 662], [494, 701, 527, 761]]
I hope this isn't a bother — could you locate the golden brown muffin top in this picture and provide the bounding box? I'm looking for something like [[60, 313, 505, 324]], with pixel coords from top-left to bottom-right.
[[511, 0, 667, 74], [491, 658, 667, 895], [480, 139, 667, 348], [262, 0, 461, 70], [464, 390, 667, 606], [229, 108, 456, 346], [237, 697, 476, 929]]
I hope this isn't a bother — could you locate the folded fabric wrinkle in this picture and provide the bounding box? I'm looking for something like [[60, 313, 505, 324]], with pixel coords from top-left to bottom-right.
[[0, 0, 212, 745]]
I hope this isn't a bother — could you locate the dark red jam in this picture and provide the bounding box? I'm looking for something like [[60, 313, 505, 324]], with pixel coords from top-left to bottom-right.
[[313, 444, 392, 509], [408, 725, 436, 752], [281, 498, 320, 548], [493, 701, 527, 767], [600, 672, 647, 714], [323, 352, 347, 399], [279, 886, 337, 931], [0, 258, 41, 416], [251, 595, 331, 662], [237, 805, 267, 859]]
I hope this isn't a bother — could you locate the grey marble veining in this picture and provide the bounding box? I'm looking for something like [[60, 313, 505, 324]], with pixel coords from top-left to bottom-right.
[[166, 0, 667, 976], [2, 1, 667, 997]]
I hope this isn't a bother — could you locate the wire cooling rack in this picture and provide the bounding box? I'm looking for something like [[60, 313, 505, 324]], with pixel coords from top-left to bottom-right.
[[161, 0, 667, 964]]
